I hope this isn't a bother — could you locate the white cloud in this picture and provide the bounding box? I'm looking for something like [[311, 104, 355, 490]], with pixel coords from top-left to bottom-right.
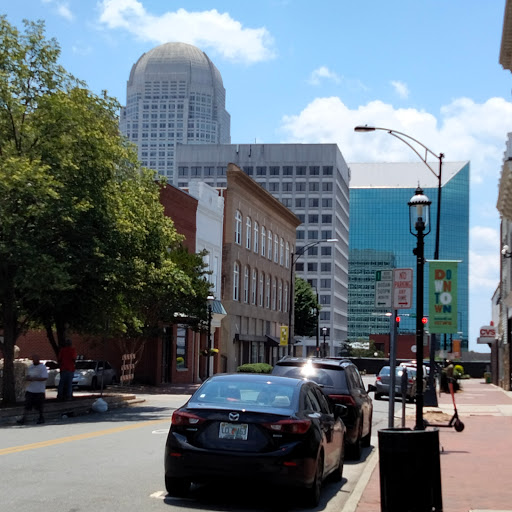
[[41, 0, 74, 21], [308, 66, 341, 86], [97, 0, 275, 63], [280, 95, 511, 347], [391, 80, 409, 99]]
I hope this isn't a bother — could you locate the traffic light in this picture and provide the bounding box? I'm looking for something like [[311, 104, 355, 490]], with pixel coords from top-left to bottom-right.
[[422, 317, 428, 324], [395, 316, 401, 324]]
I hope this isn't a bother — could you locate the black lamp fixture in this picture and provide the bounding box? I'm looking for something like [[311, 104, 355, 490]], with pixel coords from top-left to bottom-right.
[[408, 186, 431, 430], [206, 295, 215, 378]]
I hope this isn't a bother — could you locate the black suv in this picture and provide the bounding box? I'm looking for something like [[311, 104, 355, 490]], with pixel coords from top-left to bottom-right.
[[271, 356, 373, 459]]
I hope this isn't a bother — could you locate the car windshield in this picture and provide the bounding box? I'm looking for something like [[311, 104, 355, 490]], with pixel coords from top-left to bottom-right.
[[379, 366, 416, 378], [191, 379, 297, 409], [75, 361, 97, 370]]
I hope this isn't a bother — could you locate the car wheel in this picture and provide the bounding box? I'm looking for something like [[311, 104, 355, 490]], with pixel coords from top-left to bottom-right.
[[348, 422, 363, 460], [165, 475, 190, 497], [362, 413, 372, 447], [304, 452, 323, 508], [90, 377, 97, 391], [330, 443, 345, 482]]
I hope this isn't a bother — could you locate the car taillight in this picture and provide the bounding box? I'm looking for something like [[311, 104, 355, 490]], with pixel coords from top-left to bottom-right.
[[376, 376, 382, 382], [329, 394, 356, 407], [171, 410, 205, 426], [262, 419, 311, 434]]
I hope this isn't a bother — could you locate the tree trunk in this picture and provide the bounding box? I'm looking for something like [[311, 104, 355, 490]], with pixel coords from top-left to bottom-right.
[[1, 287, 18, 404]]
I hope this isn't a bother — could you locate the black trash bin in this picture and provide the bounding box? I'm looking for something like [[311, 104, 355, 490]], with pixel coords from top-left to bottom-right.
[[378, 427, 442, 512]]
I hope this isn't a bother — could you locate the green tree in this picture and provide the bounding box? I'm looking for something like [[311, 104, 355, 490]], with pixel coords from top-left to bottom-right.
[[0, 17, 211, 403], [293, 277, 320, 337]]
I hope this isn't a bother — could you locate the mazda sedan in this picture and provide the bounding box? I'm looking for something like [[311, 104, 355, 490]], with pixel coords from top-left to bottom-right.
[[164, 373, 346, 507]]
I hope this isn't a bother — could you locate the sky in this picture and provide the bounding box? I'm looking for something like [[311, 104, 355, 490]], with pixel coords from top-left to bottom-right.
[[4, 0, 512, 352]]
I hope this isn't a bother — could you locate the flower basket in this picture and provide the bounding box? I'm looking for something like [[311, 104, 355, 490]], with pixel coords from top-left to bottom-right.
[[201, 348, 219, 357]]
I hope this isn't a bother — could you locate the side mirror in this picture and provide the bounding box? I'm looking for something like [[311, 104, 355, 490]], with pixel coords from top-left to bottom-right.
[[367, 384, 377, 393]]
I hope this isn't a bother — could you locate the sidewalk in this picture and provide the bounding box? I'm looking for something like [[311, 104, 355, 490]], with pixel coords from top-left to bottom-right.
[[352, 378, 512, 512]]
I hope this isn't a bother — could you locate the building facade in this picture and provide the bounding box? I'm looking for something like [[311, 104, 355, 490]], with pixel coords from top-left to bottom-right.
[[174, 143, 351, 355], [347, 162, 470, 357], [219, 164, 301, 372], [119, 42, 231, 183]]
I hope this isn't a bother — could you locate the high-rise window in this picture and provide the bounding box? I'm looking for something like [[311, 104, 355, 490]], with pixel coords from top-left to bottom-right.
[[261, 226, 266, 257], [244, 266, 250, 303], [254, 222, 259, 253], [246, 217, 251, 250], [233, 262, 240, 300]]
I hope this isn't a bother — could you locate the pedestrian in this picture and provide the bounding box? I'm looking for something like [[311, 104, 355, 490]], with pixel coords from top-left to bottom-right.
[[17, 354, 48, 425], [57, 338, 77, 401]]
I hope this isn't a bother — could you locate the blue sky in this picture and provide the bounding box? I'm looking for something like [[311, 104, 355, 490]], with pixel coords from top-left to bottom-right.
[[4, 0, 512, 352]]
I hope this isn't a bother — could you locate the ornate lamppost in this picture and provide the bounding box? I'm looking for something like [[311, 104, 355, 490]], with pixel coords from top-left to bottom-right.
[[408, 187, 431, 430]]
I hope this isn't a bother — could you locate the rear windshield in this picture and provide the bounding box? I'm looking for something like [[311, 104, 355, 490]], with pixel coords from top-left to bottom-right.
[[272, 363, 348, 391], [191, 379, 297, 409]]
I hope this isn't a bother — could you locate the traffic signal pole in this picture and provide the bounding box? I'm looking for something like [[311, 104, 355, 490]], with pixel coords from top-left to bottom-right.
[[388, 310, 398, 428]]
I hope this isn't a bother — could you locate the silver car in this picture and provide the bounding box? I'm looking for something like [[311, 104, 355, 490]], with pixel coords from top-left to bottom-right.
[[373, 366, 419, 403], [55, 360, 117, 390]]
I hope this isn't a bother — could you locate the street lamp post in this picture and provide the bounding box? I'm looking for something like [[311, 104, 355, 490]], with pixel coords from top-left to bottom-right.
[[288, 239, 338, 353], [206, 295, 214, 378], [409, 187, 431, 430], [355, 125, 443, 407], [321, 327, 328, 357]]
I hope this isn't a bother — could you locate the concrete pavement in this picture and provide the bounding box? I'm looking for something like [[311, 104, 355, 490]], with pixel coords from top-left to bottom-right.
[[350, 378, 512, 512]]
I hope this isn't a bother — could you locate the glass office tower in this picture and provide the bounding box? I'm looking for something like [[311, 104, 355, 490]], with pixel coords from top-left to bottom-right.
[[348, 162, 470, 350]]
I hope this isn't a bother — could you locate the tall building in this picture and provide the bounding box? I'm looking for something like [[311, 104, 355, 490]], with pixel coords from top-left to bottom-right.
[[120, 42, 231, 182], [348, 162, 470, 350], [174, 143, 351, 355]]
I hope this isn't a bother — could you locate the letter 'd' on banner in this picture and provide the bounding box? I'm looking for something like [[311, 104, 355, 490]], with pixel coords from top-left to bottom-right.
[[428, 261, 458, 334]]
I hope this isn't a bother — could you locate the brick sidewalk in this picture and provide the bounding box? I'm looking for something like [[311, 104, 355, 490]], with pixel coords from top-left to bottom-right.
[[354, 379, 512, 512]]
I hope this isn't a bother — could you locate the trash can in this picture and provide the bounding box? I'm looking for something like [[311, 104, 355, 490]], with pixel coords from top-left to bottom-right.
[[484, 372, 491, 384], [378, 427, 443, 512]]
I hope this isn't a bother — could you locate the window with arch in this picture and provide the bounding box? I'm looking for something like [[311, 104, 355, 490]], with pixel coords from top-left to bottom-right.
[[244, 266, 250, 303], [252, 269, 257, 305], [268, 230, 272, 260], [235, 210, 242, 245], [286, 241, 290, 268], [280, 237, 284, 265], [266, 275, 271, 308], [278, 280, 283, 311], [233, 262, 240, 301], [254, 222, 259, 253], [261, 226, 266, 257], [284, 283, 289, 313], [246, 217, 251, 250], [272, 277, 277, 310], [259, 272, 264, 306], [274, 234, 279, 263]]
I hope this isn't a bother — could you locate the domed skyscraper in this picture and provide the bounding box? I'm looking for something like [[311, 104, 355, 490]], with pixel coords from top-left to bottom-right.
[[120, 42, 231, 182]]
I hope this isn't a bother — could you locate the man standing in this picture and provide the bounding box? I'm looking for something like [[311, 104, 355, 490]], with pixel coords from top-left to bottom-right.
[[57, 339, 77, 401], [17, 354, 48, 425]]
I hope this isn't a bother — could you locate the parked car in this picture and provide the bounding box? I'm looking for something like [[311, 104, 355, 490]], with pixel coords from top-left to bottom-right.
[[41, 360, 60, 387], [54, 360, 117, 390], [164, 373, 346, 507], [373, 365, 426, 402], [271, 356, 373, 460]]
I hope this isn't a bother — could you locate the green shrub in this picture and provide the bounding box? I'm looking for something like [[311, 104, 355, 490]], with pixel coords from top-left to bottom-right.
[[236, 363, 273, 374]]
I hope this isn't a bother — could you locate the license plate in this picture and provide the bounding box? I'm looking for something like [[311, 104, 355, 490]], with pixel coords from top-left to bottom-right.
[[219, 422, 248, 440]]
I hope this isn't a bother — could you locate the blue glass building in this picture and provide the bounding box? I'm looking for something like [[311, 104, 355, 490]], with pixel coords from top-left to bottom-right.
[[348, 162, 470, 350]]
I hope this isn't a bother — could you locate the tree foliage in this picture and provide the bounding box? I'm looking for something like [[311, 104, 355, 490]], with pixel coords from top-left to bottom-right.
[[0, 17, 212, 404], [293, 277, 320, 337]]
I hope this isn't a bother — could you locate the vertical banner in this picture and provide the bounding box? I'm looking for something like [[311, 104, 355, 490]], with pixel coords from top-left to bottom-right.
[[280, 325, 289, 346], [428, 261, 458, 334]]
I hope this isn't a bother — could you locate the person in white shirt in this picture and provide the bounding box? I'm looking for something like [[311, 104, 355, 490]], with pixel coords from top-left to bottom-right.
[[17, 354, 49, 425]]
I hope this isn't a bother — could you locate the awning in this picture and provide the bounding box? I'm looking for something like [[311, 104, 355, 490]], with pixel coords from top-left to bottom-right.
[[265, 334, 281, 346], [210, 299, 226, 315]]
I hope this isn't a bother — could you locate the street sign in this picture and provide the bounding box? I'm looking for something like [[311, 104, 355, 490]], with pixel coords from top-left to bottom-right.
[[375, 270, 392, 308], [280, 325, 288, 346], [393, 268, 413, 309]]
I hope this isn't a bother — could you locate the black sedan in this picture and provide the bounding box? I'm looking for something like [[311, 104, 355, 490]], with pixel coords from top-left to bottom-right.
[[164, 373, 346, 507]]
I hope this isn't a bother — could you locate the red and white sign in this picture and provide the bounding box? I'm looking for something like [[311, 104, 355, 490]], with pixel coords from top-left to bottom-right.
[[477, 325, 496, 344], [393, 268, 413, 309]]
